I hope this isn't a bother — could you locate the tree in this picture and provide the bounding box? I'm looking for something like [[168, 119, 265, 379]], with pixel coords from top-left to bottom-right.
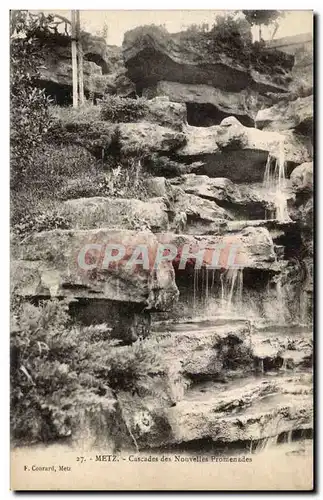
[[10, 11, 53, 190], [242, 10, 283, 41]]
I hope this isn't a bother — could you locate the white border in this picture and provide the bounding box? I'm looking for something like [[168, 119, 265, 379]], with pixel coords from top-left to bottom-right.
[[1, 2, 321, 498]]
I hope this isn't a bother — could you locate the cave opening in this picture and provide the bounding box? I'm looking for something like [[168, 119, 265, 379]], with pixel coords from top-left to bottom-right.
[[186, 102, 254, 128], [84, 52, 109, 74], [38, 80, 72, 106]]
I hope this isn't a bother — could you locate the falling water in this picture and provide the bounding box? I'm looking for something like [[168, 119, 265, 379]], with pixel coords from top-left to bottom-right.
[[263, 141, 291, 222], [221, 268, 244, 312], [193, 268, 198, 311], [276, 276, 285, 323], [287, 430, 293, 444], [281, 357, 288, 372]]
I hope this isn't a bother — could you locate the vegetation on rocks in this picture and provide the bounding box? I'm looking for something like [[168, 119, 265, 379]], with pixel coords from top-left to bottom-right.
[[11, 298, 169, 445]]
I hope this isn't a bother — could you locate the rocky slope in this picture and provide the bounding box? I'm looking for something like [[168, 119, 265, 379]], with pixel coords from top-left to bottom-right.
[[12, 26, 313, 453]]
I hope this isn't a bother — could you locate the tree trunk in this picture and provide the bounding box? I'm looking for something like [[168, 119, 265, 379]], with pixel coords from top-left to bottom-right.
[[71, 10, 78, 108], [76, 11, 85, 106]]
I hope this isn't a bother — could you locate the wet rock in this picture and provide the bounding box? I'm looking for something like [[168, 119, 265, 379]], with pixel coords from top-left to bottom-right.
[[251, 329, 313, 369], [153, 321, 251, 378], [63, 197, 169, 232], [288, 163, 313, 230], [177, 118, 311, 182], [12, 228, 179, 311], [290, 162, 313, 194], [289, 198, 313, 229], [255, 96, 313, 135], [171, 174, 272, 219], [163, 375, 313, 445], [125, 374, 313, 448]]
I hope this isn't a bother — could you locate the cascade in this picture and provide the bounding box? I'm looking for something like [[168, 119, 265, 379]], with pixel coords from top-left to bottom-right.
[[263, 141, 291, 222], [193, 267, 199, 311], [287, 430, 293, 444], [221, 268, 244, 312]]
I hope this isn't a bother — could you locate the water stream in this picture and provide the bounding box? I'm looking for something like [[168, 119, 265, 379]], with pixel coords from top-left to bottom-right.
[[263, 142, 291, 222]]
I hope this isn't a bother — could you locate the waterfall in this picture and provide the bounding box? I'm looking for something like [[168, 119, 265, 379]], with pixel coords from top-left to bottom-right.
[[287, 430, 293, 444], [263, 141, 291, 222], [193, 267, 198, 311], [221, 268, 244, 313]]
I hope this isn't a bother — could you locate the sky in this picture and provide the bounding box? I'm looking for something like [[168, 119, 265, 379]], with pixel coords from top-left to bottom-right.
[[41, 10, 313, 46]]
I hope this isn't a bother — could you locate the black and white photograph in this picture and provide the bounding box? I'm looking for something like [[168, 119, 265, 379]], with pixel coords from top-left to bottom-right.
[[9, 9, 314, 491]]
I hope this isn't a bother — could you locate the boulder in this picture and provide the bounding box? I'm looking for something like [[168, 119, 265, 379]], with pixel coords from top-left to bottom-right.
[[100, 96, 187, 131], [120, 373, 312, 448], [170, 190, 231, 235], [177, 118, 312, 182], [288, 162, 313, 230], [255, 95, 313, 135], [143, 81, 271, 127], [12, 228, 179, 311], [290, 162, 313, 194], [143, 177, 169, 198], [159, 227, 277, 271], [118, 122, 186, 155], [251, 329, 312, 369], [37, 31, 135, 102], [153, 320, 251, 378], [63, 197, 169, 232], [123, 25, 293, 96], [162, 375, 313, 445], [171, 174, 272, 219]]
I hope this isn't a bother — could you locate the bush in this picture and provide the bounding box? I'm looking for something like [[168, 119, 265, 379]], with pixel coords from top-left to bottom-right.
[[13, 208, 71, 238], [100, 96, 148, 123], [11, 143, 105, 233], [11, 298, 169, 445], [10, 11, 53, 191]]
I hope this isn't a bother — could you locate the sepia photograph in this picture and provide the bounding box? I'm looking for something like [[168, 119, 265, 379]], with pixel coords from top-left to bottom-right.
[[9, 8, 314, 491]]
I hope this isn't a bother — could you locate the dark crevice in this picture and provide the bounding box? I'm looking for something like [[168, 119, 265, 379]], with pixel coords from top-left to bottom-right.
[[186, 102, 254, 128]]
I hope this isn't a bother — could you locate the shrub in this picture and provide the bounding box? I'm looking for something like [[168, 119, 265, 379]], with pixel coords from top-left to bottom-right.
[[11, 143, 104, 233], [100, 96, 148, 123], [12, 208, 71, 238], [11, 298, 170, 445], [10, 11, 53, 191]]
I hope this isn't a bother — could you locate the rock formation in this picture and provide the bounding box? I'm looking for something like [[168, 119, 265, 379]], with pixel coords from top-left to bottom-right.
[[12, 25, 313, 454]]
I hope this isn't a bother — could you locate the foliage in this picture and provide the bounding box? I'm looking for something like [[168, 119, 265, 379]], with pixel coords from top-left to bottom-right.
[[13, 209, 71, 238], [180, 12, 291, 73], [11, 298, 168, 445], [242, 10, 282, 27], [11, 143, 103, 235], [10, 11, 53, 191], [210, 14, 253, 48], [59, 157, 149, 202], [242, 10, 284, 41], [100, 96, 148, 123]]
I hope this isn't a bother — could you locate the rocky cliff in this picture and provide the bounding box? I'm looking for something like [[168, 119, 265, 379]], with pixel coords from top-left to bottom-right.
[[12, 24, 313, 455]]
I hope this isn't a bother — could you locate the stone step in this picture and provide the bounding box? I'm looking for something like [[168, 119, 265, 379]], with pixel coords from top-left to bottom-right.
[[152, 321, 312, 377], [164, 373, 313, 445]]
